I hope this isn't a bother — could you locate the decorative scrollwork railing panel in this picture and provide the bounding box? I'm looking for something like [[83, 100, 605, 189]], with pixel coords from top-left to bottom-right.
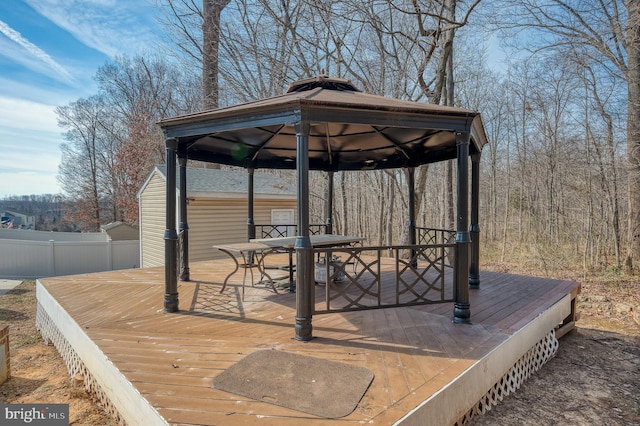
[[255, 224, 328, 238], [415, 227, 456, 268], [395, 245, 450, 305], [313, 243, 455, 314], [317, 249, 382, 311]]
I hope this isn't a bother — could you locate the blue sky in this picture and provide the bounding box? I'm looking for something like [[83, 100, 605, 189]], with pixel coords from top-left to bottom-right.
[[0, 0, 163, 197]]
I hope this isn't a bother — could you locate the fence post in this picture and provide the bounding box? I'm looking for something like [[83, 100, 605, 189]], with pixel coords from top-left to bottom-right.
[[107, 239, 113, 271], [48, 240, 56, 277]]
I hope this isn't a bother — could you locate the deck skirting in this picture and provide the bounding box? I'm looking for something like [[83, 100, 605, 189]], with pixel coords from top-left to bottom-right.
[[36, 304, 124, 424], [455, 329, 558, 425], [35, 281, 167, 426], [396, 293, 571, 426]]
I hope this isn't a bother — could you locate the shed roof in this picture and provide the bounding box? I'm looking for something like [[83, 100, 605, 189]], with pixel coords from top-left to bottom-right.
[[150, 165, 296, 199], [101, 221, 133, 231], [100, 221, 139, 241]]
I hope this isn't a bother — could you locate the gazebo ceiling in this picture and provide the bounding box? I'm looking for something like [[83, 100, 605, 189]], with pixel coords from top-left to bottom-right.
[[158, 75, 489, 171]]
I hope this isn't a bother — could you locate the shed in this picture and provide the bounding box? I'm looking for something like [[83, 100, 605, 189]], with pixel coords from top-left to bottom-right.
[[101, 221, 138, 241], [138, 165, 297, 267]]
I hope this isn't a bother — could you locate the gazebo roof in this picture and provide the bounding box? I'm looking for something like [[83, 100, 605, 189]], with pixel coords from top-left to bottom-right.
[[157, 75, 488, 171]]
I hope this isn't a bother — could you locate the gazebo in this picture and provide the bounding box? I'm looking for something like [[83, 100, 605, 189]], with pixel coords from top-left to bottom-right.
[[157, 75, 489, 341]]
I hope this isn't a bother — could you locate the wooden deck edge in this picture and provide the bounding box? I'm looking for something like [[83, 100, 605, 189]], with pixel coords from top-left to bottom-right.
[[394, 293, 572, 426], [35, 280, 168, 426], [555, 287, 581, 339]]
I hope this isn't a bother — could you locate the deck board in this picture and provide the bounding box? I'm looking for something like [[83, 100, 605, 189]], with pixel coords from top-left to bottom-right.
[[37, 260, 580, 425]]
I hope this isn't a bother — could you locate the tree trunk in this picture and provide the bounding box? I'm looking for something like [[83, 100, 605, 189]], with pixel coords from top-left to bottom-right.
[[202, 0, 229, 109], [626, 1, 640, 273], [340, 171, 349, 236], [378, 172, 385, 246], [387, 173, 396, 249], [202, 0, 228, 170], [414, 165, 429, 222]]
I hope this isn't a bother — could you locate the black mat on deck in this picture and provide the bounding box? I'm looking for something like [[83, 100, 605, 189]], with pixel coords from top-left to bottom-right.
[[213, 350, 374, 418]]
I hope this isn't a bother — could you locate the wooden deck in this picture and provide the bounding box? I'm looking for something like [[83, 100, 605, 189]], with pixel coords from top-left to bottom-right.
[[36, 257, 580, 426]]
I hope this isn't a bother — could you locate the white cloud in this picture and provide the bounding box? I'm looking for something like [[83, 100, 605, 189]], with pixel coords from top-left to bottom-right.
[[0, 147, 61, 196], [0, 96, 60, 133], [0, 19, 73, 83], [24, 0, 161, 59], [0, 170, 61, 196], [0, 75, 87, 107], [0, 96, 63, 195], [0, 150, 59, 175]]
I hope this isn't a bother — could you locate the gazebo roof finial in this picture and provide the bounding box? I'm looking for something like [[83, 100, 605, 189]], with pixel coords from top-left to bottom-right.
[[286, 73, 361, 93]]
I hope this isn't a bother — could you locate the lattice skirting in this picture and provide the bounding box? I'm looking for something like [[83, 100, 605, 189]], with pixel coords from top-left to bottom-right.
[[36, 303, 125, 425], [455, 329, 559, 426]]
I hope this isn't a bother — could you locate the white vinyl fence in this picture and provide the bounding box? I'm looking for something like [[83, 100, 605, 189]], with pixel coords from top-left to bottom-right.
[[0, 229, 140, 279]]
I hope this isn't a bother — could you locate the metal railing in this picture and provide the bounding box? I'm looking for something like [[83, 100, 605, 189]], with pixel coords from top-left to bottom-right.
[[254, 224, 329, 238], [312, 242, 455, 314], [415, 226, 456, 268]]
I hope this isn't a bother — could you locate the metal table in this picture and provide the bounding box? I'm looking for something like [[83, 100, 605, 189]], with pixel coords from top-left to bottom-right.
[[250, 235, 362, 291], [213, 242, 280, 300]]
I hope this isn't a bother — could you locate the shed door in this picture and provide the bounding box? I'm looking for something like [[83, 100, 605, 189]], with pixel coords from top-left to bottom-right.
[[271, 209, 295, 237]]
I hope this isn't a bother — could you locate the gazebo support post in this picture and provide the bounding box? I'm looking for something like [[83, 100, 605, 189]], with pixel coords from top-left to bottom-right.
[[407, 167, 417, 267], [469, 153, 481, 289], [326, 171, 334, 234], [295, 121, 314, 341], [247, 168, 256, 241], [453, 132, 471, 324], [164, 138, 179, 312], [178, 156, 190, 281]]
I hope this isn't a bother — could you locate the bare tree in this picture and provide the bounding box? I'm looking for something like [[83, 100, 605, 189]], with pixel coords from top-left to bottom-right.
[[489, 0, 638, 271], [155, 0, 229, 107], [95, 55, 198, 223], [56, 96, 112, 231], [576, 58, 624, 267], [627, 1, 640, 272], [56, 55, 198, 229]]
